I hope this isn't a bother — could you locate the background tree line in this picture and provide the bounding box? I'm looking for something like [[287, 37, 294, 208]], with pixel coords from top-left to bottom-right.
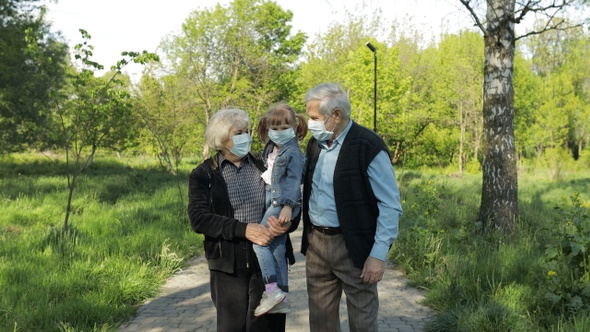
[[4, 0, 588, 169], [2, 0, 589, 227]]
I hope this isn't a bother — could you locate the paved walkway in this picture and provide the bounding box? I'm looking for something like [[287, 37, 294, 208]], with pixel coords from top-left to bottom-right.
[[119, 227, 436, 332]]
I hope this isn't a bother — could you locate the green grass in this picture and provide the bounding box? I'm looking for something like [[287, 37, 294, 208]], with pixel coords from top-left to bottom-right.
[[0, 152, 200, 332], [2, 152, 589, 331], [392, 164, 590, 332]]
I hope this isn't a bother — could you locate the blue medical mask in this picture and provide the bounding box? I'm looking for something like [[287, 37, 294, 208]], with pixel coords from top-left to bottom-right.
[[307, 117, 334, 142], [268, 128, 295, 146], [228, 133, 252, 158]]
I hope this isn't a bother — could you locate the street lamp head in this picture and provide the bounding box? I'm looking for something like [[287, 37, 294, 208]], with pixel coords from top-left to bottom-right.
[[366, 41, 376, 53]]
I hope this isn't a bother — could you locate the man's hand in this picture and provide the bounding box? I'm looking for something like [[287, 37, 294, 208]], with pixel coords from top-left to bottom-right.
[[245, 223, 273, 246], [360, 256, 385, 284], [266, 215, 291, 237]]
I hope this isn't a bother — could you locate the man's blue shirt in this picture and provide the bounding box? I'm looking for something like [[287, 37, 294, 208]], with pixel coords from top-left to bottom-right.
[[309, 120, 402, 261]]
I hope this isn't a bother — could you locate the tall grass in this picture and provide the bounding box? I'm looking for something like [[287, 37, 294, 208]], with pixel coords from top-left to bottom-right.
[[0, 153, 200, 332], [392, 166, 590, 331], [3, 152, 589, 331]]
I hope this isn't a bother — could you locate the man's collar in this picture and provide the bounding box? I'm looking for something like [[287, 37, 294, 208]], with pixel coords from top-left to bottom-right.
[[318, 119, 353, 149], [335, 119, 353, 144]]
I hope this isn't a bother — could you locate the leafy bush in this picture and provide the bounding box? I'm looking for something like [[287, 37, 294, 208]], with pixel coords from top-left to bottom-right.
[[392, 170, 590, 331], [540, 193, 590, 318]]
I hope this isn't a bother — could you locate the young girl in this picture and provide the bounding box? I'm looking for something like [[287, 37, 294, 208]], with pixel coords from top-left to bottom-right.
[[253, 103, 307, 316]]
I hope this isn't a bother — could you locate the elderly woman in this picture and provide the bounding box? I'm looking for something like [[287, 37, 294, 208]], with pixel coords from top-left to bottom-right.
[[188, 108, 294, 332]]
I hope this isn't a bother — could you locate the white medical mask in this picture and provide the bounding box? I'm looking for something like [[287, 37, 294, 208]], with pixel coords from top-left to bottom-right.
[[307, 117, 334, 142], [228, 133, 252, 158], [268, 128, 295, 146]]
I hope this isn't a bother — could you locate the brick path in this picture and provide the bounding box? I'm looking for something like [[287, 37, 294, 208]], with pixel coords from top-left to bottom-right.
[[119, 227, 435, 332]]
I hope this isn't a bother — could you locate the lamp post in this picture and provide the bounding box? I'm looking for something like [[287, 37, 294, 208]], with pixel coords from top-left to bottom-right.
[[366, 41, 377, 133]]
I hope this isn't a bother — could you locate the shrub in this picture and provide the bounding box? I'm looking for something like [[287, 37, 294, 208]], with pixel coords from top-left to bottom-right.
[[540, 193, 590, 318]]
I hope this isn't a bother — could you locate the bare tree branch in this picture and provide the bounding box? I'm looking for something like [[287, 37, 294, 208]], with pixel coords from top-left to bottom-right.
[[514, 0, 590, 40], [521, 0, 577, 14], [460, 0, 487, 35], [514, 0, 534, 23], [516, 20, 586, 40], [514, 0, 580, 22]]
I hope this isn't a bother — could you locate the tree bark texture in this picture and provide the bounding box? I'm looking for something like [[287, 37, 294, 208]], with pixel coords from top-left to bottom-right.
[[479, 0, 518, 231]]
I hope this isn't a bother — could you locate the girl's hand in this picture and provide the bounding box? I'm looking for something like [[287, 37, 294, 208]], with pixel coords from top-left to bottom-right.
[[278, 205, 292, 224]]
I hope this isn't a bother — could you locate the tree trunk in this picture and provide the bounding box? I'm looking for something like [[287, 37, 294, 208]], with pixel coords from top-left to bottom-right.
[[202, 107, 211, 161], [479, 0, 518, 231], [64, 172, 78, 230], [473, 112, 482, 164], [63, 144, 97, 229], [459, 101, 464, 174], [392, 141, 403, 164]]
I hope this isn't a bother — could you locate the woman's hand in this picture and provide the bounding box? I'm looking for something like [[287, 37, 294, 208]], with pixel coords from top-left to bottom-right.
[[266, 215, 291, 237], [245, 223, 273, 246]]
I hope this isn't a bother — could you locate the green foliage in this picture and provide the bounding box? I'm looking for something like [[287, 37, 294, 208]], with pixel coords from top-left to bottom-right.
[[513, 52, 543, 159], [0, 1, 68, 153], [465, 157, 482, 174], [156, 0, 306, 158], [539, 147, 576, 181], [382, 30, 484, 168], [549, 315, 590, 332], [60, 30, 159, 155], [298, 9, 419, 162], [533, 72, 578, 152], [541, 193, 590, 319], [132, 74, 200, 173], [300, 9, 379, 90], [46, 29, 159, 229], [393, 174, 480, 286], [344, 40, 412, 153], [392, 168, 590, 331], [0, 153, 198, 332], [520, 24, 590, 162], [397, 22, 577, 174], [425, 302, 534, 332], [3, 0, 590, 171]]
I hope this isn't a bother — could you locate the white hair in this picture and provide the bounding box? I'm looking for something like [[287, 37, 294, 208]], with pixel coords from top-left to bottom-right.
[[304, 83, 351, 118], [205, 108, 251, 150]]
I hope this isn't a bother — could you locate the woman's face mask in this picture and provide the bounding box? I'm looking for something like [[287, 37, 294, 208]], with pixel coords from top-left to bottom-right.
[[307, 116, 334, 142], [228, 133, 252, 158]]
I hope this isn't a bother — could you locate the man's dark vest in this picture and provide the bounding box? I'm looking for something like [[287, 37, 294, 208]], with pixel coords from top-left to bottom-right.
[[301, 121, 390, 268]]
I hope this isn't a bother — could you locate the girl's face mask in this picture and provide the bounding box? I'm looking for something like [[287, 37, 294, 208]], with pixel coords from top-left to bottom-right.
[[268, 128, 295, 146]]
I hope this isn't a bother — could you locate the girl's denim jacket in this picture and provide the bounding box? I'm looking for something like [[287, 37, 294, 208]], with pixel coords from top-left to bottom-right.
[[262, 137, 304, 208]]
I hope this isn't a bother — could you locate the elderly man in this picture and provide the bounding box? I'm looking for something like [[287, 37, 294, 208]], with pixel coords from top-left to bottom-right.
[[300, 82, 403, 332]]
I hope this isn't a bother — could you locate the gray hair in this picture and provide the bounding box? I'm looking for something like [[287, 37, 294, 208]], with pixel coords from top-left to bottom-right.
[[304, 83, 351, 119], [205, 108, 251, 150]]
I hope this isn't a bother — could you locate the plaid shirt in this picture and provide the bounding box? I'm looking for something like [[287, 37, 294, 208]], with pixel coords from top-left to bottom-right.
[[219, 154, 266, 224]]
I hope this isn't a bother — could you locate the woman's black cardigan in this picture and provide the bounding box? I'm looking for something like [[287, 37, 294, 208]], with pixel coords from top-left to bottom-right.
[[188, 153, 299, 273]]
